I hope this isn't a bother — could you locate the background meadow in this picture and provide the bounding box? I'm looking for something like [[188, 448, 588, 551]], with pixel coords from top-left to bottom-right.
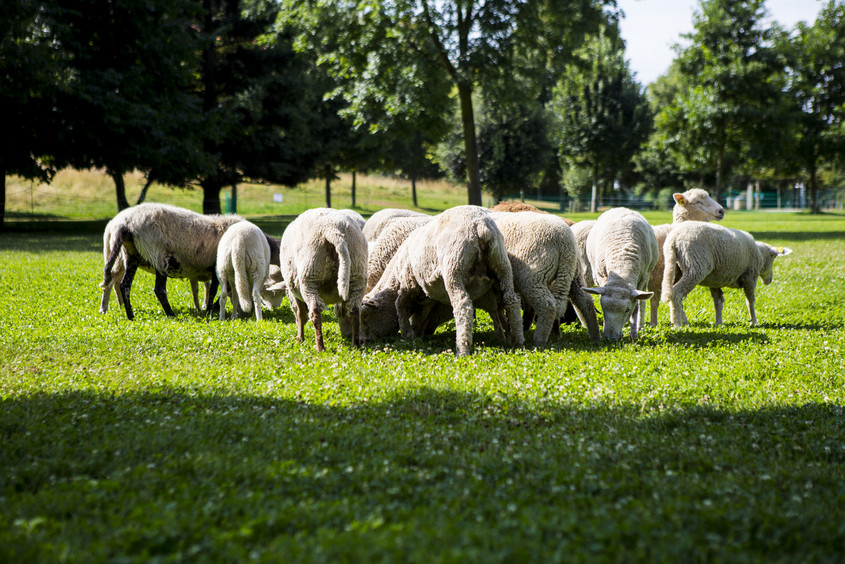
[[1, 193, 844, 561]]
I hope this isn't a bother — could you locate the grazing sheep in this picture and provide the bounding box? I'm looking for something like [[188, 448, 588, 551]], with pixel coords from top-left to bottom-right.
[[101, 203, 246, 320], [366, 215, 434, 292], [583, 208, 658, 341], [490, 211, 600, 345], [280, 208, 368, 351], [661, 222, 792, 327], [361, 205, 524, 356], [216, 221, 271, 321], [490, 201, 575, 226], [339, 209, 366, 231], [647, 188, 726, 326], [363, 208, 428, 242], [260, 265, 287, 309]]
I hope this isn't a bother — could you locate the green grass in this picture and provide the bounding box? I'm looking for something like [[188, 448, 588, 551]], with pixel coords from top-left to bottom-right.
[[2, 212, 845, 562]]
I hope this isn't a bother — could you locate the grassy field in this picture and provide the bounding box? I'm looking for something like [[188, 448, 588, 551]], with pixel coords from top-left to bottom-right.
[[2, 177, 845, 561]]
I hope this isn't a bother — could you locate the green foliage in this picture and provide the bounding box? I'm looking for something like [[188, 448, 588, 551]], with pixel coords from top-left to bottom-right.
[[2, 213, 845, 560]]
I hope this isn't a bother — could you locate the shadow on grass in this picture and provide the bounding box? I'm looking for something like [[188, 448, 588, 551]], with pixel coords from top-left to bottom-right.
[[749, 230, 845, 242], [0, 232, 102, 253], [2, 388, 844, 561]]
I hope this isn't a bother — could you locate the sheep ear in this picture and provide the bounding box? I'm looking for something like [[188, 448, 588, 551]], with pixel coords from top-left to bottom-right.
[[673, 193, 686, 206], [632, 289, 653, 301], [777, 246, 793, 256], [582, 286, 605, 296]]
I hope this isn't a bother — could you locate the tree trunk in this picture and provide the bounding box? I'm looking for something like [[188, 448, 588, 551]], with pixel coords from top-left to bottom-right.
[[325, 166, 332, 208], [411, 174, 418, 208], [457, 81, 482, 206], [351, 171, 356, 208], [111, 171, 130, 211], [230, 184, 237, 214], [714, 147, 724, 203], [201, 179, 222, 215], [590, 164, 598, 213], [135, 176, 155, 205], [809, 164, 819, 213]]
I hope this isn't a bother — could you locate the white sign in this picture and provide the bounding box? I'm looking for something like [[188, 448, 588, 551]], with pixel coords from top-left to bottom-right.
[[273, 193, 283, 203]]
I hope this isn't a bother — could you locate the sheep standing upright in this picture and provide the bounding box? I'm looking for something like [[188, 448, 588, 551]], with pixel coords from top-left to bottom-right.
[[661, 222, 792, 327], [583, 208, 658, 341], [280, 208, 368, 351], [361, 205, 524, 356], [216, 221, 271, 321], [490, 211, 599, 345], [101, 203, 247, 320], [366, 215, 433, 292], [647, 188, 725, 326]]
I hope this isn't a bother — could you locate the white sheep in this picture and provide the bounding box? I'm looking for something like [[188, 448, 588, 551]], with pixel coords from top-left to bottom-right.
[[661, 222, 792, 327], [647, 188, 726, 326], [100, 203, 246, 320], [583, 208, 658, 341], [259, 264, 287, 309], [216, 221, 271, 321], [363, 208, 428, 242], [339, 209, 366, 231], [570, 220, 596, 287], [99, 215, 210, 314], [280, 208, 368, 351], [360, 205, 524, 356], [366, 215, 433, 292], [490, 211, 600, 345]]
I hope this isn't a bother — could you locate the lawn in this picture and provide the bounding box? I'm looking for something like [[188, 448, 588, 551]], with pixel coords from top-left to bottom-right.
[[1, 209, 844, 562]]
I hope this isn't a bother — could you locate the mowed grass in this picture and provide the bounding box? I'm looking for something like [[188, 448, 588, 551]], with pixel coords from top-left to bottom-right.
[[2, 212, 845, 562]]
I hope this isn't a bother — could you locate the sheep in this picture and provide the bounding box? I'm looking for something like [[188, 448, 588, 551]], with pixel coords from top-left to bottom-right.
[[280, 208, 368, 351], [366, 215, 434, 292], [360, 205, 524, 356], [259, 265, 287, 309], [339, 209, 366, 231], [661, 222, 792, 327], [583, 208, 658, 341], [363, 208, 428, 242], [100, 203, 250, 320], [490, 201, 575, 226], [216, 221, 271, 321], [647, 188, 726, 326], [99, 217, 210, 315], [489, 211, 600, 345]]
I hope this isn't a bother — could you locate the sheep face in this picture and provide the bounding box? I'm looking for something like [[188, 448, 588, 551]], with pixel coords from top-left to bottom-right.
[[360, 291, 400, 341], [758, 244, 793, 285], [673, 189, 725, 221], [583, 284, 652, 341]]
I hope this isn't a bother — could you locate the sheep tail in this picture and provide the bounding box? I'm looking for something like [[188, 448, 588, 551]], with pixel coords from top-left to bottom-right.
[[232, 252, 253, 313], [661, 240, 677, 304], [101, 225, 128, 290], [326, 229, 351, 301]]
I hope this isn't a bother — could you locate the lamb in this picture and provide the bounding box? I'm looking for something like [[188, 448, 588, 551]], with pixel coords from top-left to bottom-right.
[[583, 208, 658, 341], [661, 222, 792, 327], [360, 205, 524, 356], [366, 215, 434, 292], [647, 188, 725, 326], [570, 220, 596, 287], [489, 211, 600, 345], [280, 208, 368, 351], [216, 221, 271, 321], [100, 203, 249, 320], [363, 208, 428, 242]]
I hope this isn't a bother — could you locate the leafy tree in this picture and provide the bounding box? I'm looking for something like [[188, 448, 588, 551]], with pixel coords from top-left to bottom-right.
[[551, 27, 651, 212], [0, 1, 62, 229], [660, 0, 785, 202], [780, 0, 845, 213]]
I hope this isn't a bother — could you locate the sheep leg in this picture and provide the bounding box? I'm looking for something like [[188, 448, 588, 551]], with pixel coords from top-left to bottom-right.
[[395, 287, 421, 340], [710, 287, 725, 326], [231, 284, 241, 320], [288, 294, 307, 342], [153, 271, 176, 317], [190, 279, 202, 312], [568, 277, 600, 343], [528, 291, 556, 346], [309, 302, 325, 352], [252, 281, 263, 321], [442, 273, 475, 356], [204, 271, 219, 314], [649, 294, 660, 327], [669, 271, 699, 327], [218, 278, 228, 320], [120, 258, 140, 321], [743, 285, 757, 326]]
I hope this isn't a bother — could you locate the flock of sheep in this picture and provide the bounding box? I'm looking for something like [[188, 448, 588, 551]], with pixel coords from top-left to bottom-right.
[[98, 189, 792, 355]]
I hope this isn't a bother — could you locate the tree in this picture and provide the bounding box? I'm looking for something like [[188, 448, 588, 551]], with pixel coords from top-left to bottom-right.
[[0, 1, 62, 230], [660, 0, 785, 202], [781, 0, 845, 213], [551, 27, 651, 212]]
